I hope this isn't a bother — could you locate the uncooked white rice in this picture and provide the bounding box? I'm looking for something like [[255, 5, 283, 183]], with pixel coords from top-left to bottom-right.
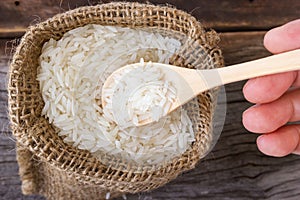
[[102, 59, 177, 127], [37, 24, 195, 165]]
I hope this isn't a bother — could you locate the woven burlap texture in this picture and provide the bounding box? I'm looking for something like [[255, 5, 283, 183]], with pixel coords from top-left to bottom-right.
[[8, 2, 224, 200]]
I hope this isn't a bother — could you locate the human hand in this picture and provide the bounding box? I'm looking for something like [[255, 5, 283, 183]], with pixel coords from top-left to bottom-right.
[[242, 19, 300, 157]]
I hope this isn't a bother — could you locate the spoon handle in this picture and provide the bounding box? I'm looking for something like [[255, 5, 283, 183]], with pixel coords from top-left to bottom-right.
[[173, 49, 300, 112], [218, 49, 300, 85]]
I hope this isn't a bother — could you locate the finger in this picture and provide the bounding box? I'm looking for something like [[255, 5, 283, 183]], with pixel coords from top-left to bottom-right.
[[243, 89, 300, 133], [257, 125, 300, 157], [292, 136, 300, 155], [244, 19, 300, 104], [243, 71, 297, 104], [264, 19, 300, 54]]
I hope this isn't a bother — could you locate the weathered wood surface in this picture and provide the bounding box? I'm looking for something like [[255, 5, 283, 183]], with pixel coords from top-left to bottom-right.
[[1, 0, 300, 199], [1, 0, 300, 37]]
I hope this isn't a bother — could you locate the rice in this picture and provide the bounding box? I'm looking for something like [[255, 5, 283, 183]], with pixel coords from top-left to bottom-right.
[[105, 192, 110, 200], [37, 24, 195, 165], [102, 59, 177, 126]]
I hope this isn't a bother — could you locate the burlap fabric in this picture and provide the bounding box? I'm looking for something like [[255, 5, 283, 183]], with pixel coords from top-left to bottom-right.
[[8, 2, 224, 199]]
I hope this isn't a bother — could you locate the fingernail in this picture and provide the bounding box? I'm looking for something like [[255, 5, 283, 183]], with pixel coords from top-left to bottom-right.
[[257, 135, 264, 144]]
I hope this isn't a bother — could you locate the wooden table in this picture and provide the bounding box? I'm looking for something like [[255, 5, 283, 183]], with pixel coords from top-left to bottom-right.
[[1, 1, 300, 199]]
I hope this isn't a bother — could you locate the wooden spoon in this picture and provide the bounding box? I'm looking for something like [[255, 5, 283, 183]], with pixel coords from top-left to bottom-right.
[[102, 49, 300, 126]]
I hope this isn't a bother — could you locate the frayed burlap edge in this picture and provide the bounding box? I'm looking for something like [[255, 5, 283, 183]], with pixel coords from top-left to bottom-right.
[[8, 2, 224, 199]]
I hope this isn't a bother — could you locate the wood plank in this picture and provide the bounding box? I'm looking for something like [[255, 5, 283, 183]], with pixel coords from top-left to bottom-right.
[[1, 0, 300, 37], [220, 31, 272, 65], [1, 30, 300, 200]]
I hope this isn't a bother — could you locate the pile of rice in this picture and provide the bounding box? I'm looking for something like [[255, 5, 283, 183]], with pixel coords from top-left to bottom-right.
[[37, 24, 195, 165], [102, 59, 177, 127]]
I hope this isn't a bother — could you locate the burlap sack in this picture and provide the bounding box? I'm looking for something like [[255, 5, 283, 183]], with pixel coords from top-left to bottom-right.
[[8, 2, 224, 199]]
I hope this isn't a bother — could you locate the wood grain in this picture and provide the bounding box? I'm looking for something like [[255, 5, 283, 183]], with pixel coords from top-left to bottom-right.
[[1, 0, 300, 37], [2, 30, 300, 200]]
